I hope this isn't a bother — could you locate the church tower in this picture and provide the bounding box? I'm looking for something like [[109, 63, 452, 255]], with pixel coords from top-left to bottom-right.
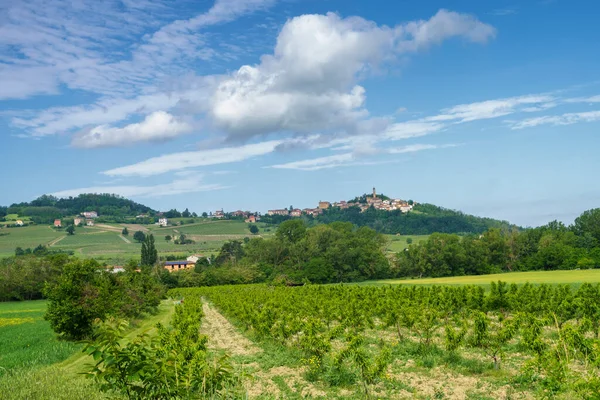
[[372, 187, 376, 198]]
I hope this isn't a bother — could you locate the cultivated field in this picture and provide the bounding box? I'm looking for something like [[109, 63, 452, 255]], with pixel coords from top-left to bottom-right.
[[0, 220, 263, 263]]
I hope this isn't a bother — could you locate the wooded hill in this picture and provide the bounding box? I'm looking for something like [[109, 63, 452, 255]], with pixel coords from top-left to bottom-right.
[[1, 194, 156, 224], [313, 202, 514, 235]]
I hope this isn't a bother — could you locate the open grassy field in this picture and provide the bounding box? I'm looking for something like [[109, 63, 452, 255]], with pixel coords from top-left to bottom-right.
[[0, 300, 79, 376], [0, 220, 260, 263], [0, 300, 176, 400], [384, 234, 429, 253], [368, 269, 600, 287]]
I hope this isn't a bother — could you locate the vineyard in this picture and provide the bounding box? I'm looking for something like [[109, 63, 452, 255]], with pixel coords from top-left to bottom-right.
[[171, 282, 600, 399]]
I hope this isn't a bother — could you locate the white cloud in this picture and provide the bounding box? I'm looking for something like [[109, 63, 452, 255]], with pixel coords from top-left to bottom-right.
[[103, 139, 283, 177], [0, 0, 276, 100], [564, 95, 600, 104], [511, 110, 600, 129], [51, 176, 228, 198], [268, 142, 457, 171], [270, 153, 355, 171], [425, 95, 556, 123], [71, 111, 192, 148], [209, 10, 495, 140]]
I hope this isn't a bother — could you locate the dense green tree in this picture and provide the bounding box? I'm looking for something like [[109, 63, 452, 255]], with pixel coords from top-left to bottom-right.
[[133, 230, 146, 243], [165, 235, 172, 241], [215, 240, 245, 265], [66, 225, 75, 235], [574, 208, 600, 243], [202, 212, 208, 218], [122, 227, 129, 235], [141, 234, 158, 266], [249, 224, 259, 234], [276, 219, 307, 243]]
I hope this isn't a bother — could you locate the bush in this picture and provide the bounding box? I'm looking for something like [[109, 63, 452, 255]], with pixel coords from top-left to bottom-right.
[[44, 260, 164, 339]]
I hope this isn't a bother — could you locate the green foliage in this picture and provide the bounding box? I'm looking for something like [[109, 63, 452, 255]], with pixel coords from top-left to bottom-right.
[[0, 254, 69, 301], [315, 202, 513, 235], [140, 234, 157, 266], [133, 230, 145, 243], [121, 227, 128, 235], [44, 259, 164, 339], [248, 224, 259, 234], [66, 225, 75, 235], [83, 298, 237, 399], [396, 210, 600, 278]]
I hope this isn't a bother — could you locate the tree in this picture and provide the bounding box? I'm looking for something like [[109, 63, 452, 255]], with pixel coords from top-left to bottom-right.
[[165, 235, 172, 241], [133, 231, 146, 243], [66, 225, 75, 235], [122, 227, 129, 236], [249, 224, 259, 235], [202, 212, 208, 218], [276, 219, 307, 243], [182, 208, 191, 218], [574, 209, 600, 243], [15, 247, 25, 256], [406, 238, 413, 245], [141, 234, 158, 266]]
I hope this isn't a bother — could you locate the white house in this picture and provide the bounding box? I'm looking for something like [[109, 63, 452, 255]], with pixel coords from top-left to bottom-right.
[[158, 218, 168, 227]]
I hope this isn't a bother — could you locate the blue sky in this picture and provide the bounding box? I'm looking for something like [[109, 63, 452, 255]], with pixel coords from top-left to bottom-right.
[[2, 0, 600, 227]]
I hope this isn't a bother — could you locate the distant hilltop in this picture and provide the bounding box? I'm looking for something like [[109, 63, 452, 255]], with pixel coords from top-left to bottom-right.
[[267, 187, 414, 217]]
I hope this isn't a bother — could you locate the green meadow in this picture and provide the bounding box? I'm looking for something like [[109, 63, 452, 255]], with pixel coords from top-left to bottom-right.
[[384, 234, 429, 253], [368, 269, 600, 288]]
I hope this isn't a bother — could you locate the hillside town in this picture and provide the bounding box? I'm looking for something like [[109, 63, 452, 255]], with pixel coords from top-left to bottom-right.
[[267, 187, 414, 217]]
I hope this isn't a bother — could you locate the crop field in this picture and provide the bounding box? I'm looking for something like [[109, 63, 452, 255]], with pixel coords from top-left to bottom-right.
[[0, 220, 259, 262], [170, 281, 600, 399], [384, 234, 429, 253], [0, 226, 62, 257], [159, 220, 252, 235], [371, 270, 600, 287], [0, 300, 79, 375]]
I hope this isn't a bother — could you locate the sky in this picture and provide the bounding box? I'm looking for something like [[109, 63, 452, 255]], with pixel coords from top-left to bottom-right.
[[1, 0, 600, 227]]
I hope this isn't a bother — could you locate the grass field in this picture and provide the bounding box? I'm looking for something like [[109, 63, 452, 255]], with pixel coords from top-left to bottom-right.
[[369, 269, 600, 287], [0, 300, 176, 400], [0, 225, 62, 258], [0, 220, 259, 263], [384, 234, 429, 252], [0, 300, 79, 376]]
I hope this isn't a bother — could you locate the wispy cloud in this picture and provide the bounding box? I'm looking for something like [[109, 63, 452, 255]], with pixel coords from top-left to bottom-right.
[[489, 8, 518, 16], [103, 140, 283, 177], [268, 143, 457, 171], [511, 110, 600, 129], [51, 176, 229, 198]]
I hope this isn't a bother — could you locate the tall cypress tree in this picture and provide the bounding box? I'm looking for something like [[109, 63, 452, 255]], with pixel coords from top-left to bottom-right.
[[141, 234, 158, 266]]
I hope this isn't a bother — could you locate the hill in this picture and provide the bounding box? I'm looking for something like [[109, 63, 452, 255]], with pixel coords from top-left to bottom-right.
[[313, 202, 514, 235], [2, 194, 156, 224]]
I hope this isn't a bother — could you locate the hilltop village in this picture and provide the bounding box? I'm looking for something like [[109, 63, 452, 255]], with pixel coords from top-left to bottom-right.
[[266, 187, 414, 217]]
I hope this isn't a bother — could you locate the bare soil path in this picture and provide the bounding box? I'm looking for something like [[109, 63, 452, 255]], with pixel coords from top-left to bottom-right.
[[118, 235, 131, 244], [47, 236, 66, 247], [200, 301, 260, 356]]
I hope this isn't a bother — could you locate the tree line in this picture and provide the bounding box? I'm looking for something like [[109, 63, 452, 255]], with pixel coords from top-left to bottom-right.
[[396, 209, 600, 277]]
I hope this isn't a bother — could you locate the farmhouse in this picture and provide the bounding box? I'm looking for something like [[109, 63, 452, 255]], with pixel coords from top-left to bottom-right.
[[86, 219, 94, 226], [82, 211, 98, 219], [290, 209, 302, 217], [245, 215, 257, 223], [74, 218, 82, 226], [54, 219, 62, 228], [164, 260, 196, 272], [214, 210, 225, 219], [15, 220, 24, 226], [158, 217, 168, 227]]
